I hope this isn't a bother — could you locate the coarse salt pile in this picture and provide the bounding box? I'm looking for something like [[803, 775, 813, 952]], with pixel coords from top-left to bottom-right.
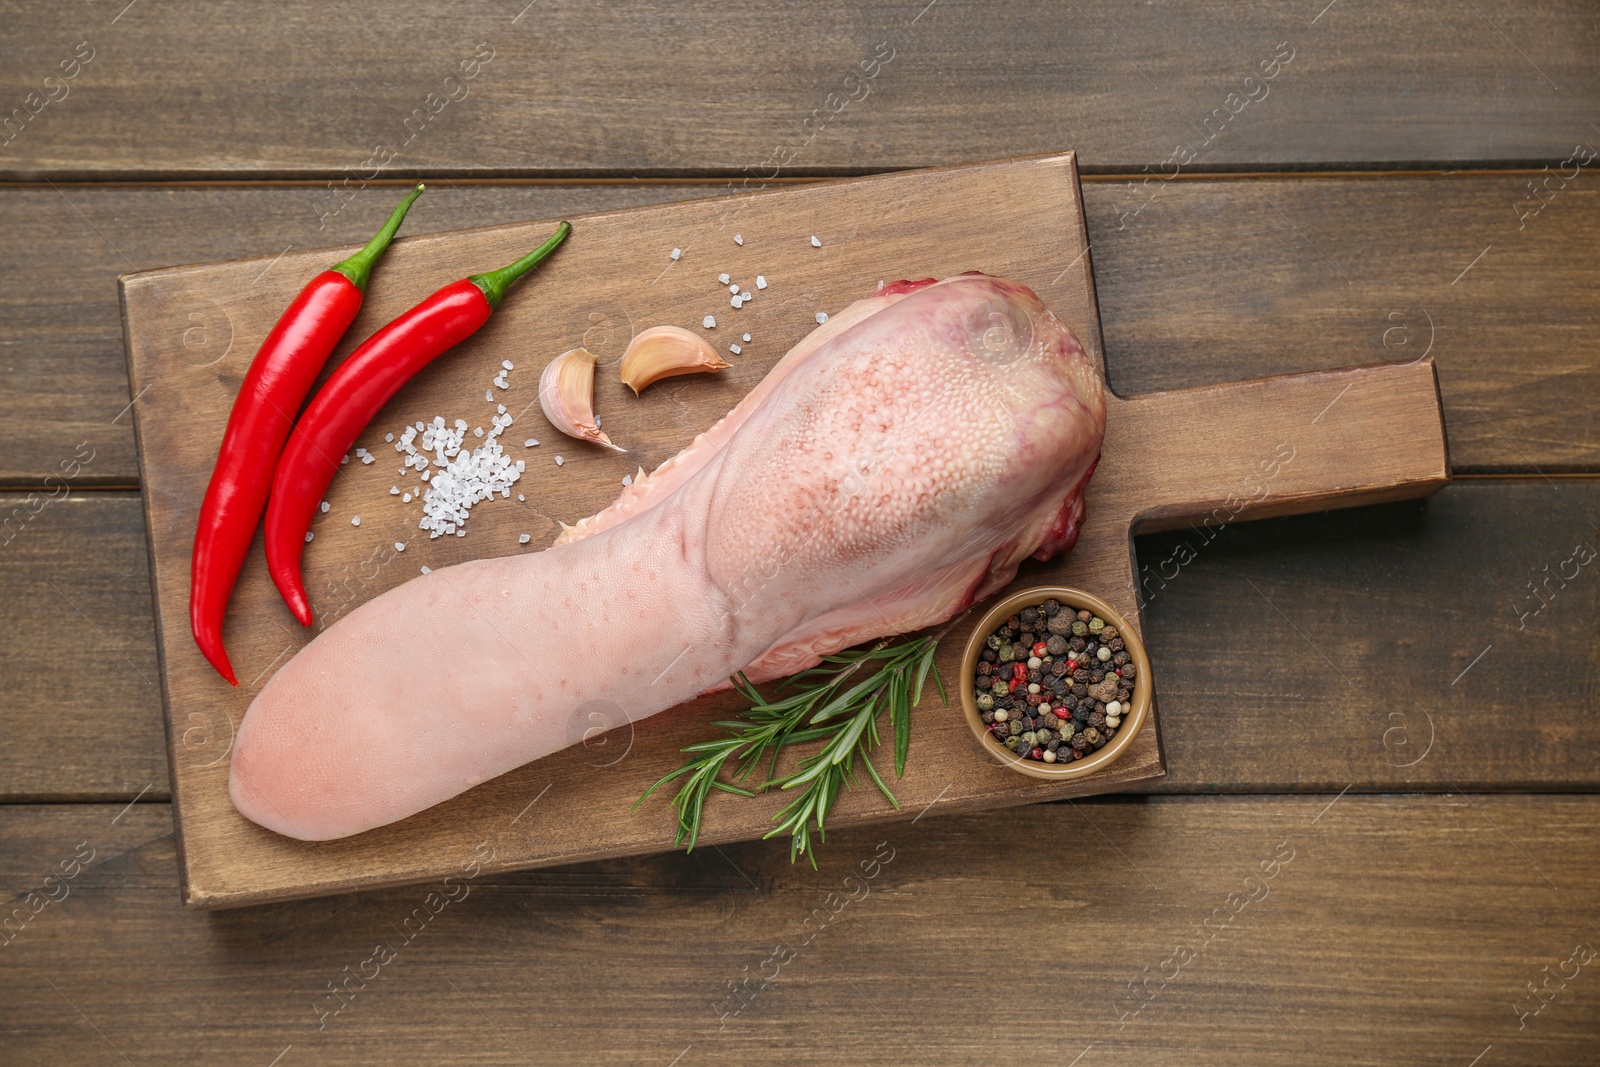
[[396, 414, 525, 539]]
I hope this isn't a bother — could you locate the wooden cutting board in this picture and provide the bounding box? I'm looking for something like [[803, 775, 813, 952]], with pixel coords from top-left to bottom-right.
[[120, 153, 1449, 907]]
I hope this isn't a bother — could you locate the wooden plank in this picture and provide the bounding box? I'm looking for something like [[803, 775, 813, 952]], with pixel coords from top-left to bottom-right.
[[3, 797, 1597, 1064], [0, 182, 712, 486], [122, 153, 1215, 905], [3, 478, 1594, 803], [0, 0, 1592, 179], [1137, 478, 1600, 793], [4, 175, 1595, 486], [0, 492, 165, 801], [1088, 177, 1600, 476]]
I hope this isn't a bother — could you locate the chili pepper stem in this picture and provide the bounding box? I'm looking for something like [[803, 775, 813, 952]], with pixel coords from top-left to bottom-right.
[[470, 221, 572, 309], [330, 183, 426, 291]]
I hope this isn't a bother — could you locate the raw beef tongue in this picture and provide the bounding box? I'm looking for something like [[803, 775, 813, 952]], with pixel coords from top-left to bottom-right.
[[231, 272, 1106, 840]]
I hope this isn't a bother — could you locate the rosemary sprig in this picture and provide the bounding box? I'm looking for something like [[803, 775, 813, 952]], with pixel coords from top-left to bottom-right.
[[634, 635, 945, 867]]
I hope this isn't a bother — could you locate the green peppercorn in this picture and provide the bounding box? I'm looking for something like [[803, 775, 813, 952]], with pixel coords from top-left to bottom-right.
[[986, 634, 1002, 651], [1071, 620, 1087, 637], [977, 693, 995, 711], [999, 644, 1016, 663], [1008, 720, 1023, 736], [1059, 721, 1075, 738], [991, 679, 1009, 697], [1088, 616, 1105, 635]]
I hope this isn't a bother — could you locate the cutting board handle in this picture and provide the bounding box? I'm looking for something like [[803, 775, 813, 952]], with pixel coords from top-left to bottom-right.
[[1103, 357, 1449, 534]]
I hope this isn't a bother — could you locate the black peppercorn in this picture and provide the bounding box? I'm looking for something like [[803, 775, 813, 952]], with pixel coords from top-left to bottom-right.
[[1071, 683, 1088, 698], [1108, 638, 1125, 652], [1019, 631, 1036, 649], [1072, 706, 1089, 725], [1113, 651, 1129, 666], [1077, 609, 1091, 622], [1046, 613, 1072, 636], [1070, 733, 1088, 751], [1020, 607, 1039, 627], [1062, 694, 1078, 710], [1088, 711, 1105, 727], [978, 661, 993, 676], [981, 648, 997, 663], [1083, 727, 1101, 745], [1043, 599, 1060, 616], [1072, 668, 1089, 683], [1006, 615, 1021, 631], [1046, 635, 1069, 656], [1047, 738, 1061, 752], [1121, 663, 1137, 679], [1100, 626, 1118, 641], [1050, 658, 1070, 677]]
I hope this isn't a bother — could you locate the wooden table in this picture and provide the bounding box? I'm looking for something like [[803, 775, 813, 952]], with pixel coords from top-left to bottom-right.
[[2, 2, 1597, 1062]]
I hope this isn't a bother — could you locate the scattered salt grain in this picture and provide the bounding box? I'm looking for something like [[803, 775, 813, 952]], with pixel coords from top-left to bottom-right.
[[729, 283, 740, 294], [816, 312, 830, 324], [341, 454, 349, 465], [703, 315, 716, 329], [622, 475, 633, 487], [755, 276, 767, 289], [420, 565, 431, 574], [485, 389, 494, 402], [394, 542, 406, 552], [810, 235, 821, 248], [518, 533, 531, 544], [670, 247, 682, 260], [730, 344, 742, 355], [524, 438, 539, 448], [473, 427, 485, 438], [502, 360, 514, 371], [555, 455, 565, 466], [517, 493, 525, 501], [351, 516, 361, 526], [733, 234, 744, 246], [320, 501, 330, 514], [730, 295, 741, 308], [304, 532, 313, 543], [402, 493, 411, 503], [390, 486, 399, 495], [718, 272, 730, 285], [385, 433, 394, 443], [742, 332, 751, 342]]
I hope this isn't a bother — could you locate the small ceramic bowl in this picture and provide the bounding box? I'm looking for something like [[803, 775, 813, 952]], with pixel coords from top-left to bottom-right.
[[959, 586, 1152, 780]]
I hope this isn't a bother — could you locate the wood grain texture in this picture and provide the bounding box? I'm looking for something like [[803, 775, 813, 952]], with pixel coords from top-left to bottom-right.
[[4, 479, 1592, 803], [4, 175, 1594, 486], [0, 492, 165, 800], [3, 797, 1598, 1064], [0, 0, 1592, 179]]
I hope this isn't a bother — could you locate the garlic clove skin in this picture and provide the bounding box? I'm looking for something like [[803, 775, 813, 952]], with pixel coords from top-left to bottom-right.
[[539, 347, 625, 452], [619, 325, 732, 395]]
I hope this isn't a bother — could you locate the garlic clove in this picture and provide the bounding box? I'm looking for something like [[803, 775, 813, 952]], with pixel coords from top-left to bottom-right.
[[539, 347, 625, 452], [619, 325, 732, 395]]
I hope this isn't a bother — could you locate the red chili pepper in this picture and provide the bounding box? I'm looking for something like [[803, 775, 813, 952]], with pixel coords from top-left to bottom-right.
[[189, 185, 425, 685], [264, 221, 571, 625]]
